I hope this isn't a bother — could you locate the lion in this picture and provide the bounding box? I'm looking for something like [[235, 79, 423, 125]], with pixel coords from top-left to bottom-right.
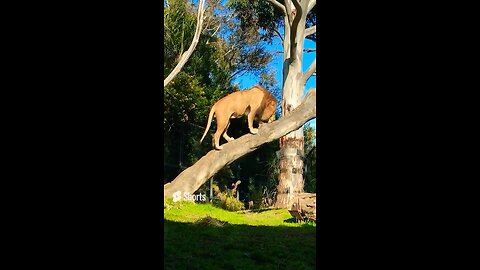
[[200, 85, 277, 150]]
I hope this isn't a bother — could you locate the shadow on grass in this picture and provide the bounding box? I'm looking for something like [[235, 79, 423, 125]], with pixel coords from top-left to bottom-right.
[[283, 217, 317, 226], [249, 208, 277, 213], [164, 219, 316, 270], [283, 217, 298, 223]]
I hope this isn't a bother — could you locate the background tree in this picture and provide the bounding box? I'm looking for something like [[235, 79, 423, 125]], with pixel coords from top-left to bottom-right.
[[164, 0, 205, 87]]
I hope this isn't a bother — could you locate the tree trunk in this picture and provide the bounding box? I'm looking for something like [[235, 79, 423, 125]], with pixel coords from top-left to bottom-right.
[[275, 35, 307, 208], [273, 0, 312, 209], [164, 88, 316, 200]]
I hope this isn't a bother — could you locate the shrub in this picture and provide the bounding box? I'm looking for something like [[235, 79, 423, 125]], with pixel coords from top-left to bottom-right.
[[211, 184, 245, 211]]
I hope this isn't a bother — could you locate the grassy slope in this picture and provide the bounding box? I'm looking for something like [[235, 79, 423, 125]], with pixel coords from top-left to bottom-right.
[[164, 201, 316, 270]]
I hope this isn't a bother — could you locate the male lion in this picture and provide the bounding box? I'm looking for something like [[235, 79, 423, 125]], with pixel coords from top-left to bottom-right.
[[200, 85, 277, 150]]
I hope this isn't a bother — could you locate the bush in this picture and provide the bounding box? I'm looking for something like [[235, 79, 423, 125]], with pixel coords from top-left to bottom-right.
[[213, 188, 245, 212], [222, 194, 245, 211]]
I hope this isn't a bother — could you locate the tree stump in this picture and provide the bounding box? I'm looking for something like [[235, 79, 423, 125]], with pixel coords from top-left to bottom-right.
[[287, 193, 316, 222]]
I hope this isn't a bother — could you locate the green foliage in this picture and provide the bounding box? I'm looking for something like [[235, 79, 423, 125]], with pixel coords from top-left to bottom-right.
[[163, 0, 197, 72], [303, 124, 316, 193], [218, 193, 245, 211], [211, 183, 245, 211], [226, 0, 284, 44], [227, 0, 316, 43]]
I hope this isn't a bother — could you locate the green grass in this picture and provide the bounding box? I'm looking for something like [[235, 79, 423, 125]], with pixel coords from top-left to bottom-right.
[[164, 200, 316, 270]]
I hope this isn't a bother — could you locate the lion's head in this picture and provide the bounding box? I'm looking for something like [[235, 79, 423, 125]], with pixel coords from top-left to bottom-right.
[[259, 93, 277, 122]]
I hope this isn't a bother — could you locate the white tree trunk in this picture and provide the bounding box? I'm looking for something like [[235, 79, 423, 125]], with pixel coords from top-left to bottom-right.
[[269, 0, 315, 208]]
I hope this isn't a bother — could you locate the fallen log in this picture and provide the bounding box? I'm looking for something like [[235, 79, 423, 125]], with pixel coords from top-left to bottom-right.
[[288, 193, 316, 221]]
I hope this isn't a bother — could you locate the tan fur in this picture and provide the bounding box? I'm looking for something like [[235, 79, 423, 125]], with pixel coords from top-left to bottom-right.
[[200, 85, 277, 150]]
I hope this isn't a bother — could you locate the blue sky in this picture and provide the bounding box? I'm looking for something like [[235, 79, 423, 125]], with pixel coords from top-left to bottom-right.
[[233, 38, 317, 131]]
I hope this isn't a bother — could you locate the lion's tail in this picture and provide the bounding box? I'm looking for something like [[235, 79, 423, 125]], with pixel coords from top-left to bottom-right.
[[200, 105, 215, 144]]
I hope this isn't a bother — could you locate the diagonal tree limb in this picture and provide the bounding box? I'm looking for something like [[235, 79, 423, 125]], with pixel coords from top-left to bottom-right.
[[164, 88, 316, 199], [273, 27, 284, 42], [164, 0, 206, 88], [304, 25, 316, 38], [307, 0, 316, 13], [302, 58, 316, 83]]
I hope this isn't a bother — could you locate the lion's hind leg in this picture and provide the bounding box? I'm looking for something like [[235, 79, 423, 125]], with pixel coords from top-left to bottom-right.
[[213, 115, 229, 150], [222, 121, 235, 142]]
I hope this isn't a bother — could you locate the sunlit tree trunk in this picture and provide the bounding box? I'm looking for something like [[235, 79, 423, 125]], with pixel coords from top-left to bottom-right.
[[267, 0, 316, 208]]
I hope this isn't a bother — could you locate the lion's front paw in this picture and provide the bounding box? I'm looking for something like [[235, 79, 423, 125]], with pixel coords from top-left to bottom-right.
[[250, 128, 259, 134]]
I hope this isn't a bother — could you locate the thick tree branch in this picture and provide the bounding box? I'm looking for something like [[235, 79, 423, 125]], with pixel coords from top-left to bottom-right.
[[266, 0, 286, 15], [307, 0, 316, 13], [304, 25, 316, 38], [164, 88, 317, 199], [273, 27, 284, 42], [289, 0, 307, 62], [284, 0, 294, 23], [291, 0, 303, 15], [164, 0, 206, 88], [302, 58, 316, 83]]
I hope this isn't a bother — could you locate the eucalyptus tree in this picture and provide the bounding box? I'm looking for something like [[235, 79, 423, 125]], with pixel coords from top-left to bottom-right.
[[227, 0, 316, 208]]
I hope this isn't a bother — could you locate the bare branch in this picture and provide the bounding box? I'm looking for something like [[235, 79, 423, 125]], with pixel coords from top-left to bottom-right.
[[205, 23, 221, 44], [273, 27, 284, 42], [164, 0, 206, 88], [307, 0, 316, 13], [274, 48, 315, 54], [304, 25, 316, 38], [224, 44, 238, 57], [266, 0, 286, 15], [302, 58, 316, 83], [228, 69, 248, 81]]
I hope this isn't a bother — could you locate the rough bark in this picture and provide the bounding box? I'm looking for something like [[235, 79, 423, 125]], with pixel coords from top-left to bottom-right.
[[267, 0, 316, 209], [164, 0, 206, 87], [291, 193, 316, 214], [164, 88, 316, 199], [289, 192, 316, 221], [276, 136, 305, 208]]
